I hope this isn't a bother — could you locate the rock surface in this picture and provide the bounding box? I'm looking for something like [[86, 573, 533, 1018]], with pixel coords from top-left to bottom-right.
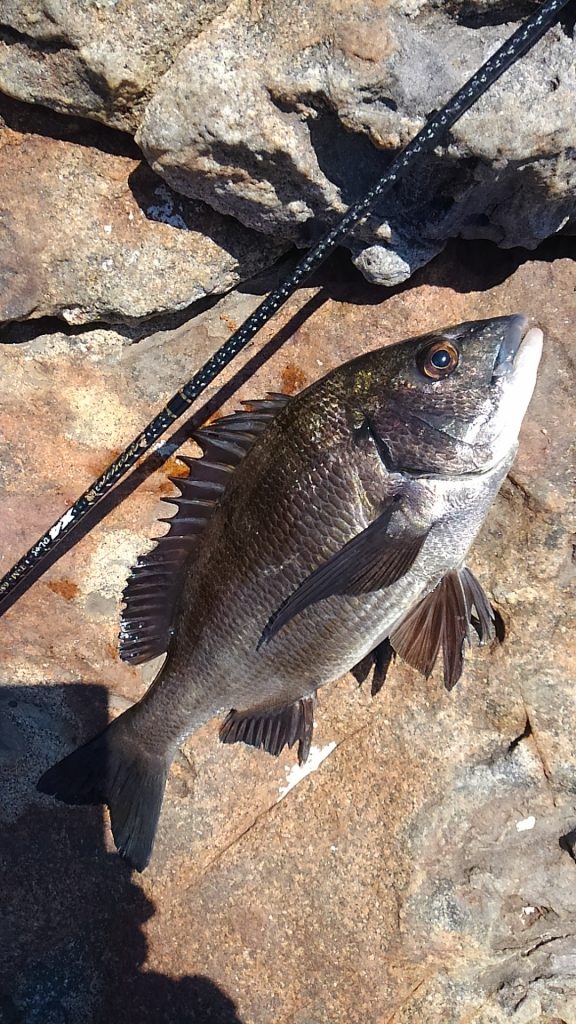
[[0, 119, 284, 326], [0, 2, 574, 297], [0, 242, 574, 1022], [0, 0, 232, 132], [137, 0, 576, 284]]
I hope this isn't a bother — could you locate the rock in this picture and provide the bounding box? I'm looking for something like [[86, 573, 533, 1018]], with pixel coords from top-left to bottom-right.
[[0, 241, 574, 1021], [1, 1, 573, 290], [0, 122, 284, 326], [0, 0, 232, 132], [137, 0, 576, 284]]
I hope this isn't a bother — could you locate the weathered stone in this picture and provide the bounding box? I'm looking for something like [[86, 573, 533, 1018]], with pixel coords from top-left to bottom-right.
[[0, 124, 284, 326], [137, 0, 576, 285], [0, 243, 574, 1021], [0, 0, 232, 132], [1, 0, 573, 291]]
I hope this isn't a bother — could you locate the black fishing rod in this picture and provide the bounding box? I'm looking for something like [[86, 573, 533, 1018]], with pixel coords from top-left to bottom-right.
[[0, 0, 572, 616]]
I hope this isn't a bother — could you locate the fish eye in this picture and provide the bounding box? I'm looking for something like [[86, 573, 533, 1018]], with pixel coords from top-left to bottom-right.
[[417, 340, 459, 380]]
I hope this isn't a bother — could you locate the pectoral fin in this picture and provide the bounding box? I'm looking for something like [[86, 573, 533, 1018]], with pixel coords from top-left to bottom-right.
[[259, 508, 428, 649], [389, 567, 495, 690]]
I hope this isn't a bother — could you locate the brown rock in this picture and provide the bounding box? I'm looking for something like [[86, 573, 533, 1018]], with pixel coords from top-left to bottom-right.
[[0, 243, 574, 1021], [0, 124, 284, 326]]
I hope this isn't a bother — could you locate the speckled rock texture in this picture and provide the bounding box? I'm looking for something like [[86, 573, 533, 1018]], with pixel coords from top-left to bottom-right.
[[0, 0, 232, 132], [137, 0, 576, 284], [0, 242, 574, 1023], [0, 1, 574, 291], [0, 108, 284, 326]]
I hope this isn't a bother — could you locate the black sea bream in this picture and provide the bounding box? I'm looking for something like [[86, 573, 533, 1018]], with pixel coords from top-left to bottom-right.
[[39, 315, 543, 869]]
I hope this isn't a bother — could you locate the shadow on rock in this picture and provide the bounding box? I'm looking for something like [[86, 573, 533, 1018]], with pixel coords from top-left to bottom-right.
[[292, 235, 576, 309], [0, 683, 244, 1024]]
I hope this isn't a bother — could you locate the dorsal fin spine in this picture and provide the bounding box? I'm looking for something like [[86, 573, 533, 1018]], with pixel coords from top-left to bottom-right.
[[118, 394, 290, 667]]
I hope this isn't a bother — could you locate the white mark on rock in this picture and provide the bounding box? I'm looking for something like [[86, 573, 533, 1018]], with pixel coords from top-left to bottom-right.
[[146, 184, 188, 230], [516, 815, 536, 832], [103, 224, 112, 234], [49, 507, 75, 541], [521, 905, 537, 917], [277, 742, 336, 800]]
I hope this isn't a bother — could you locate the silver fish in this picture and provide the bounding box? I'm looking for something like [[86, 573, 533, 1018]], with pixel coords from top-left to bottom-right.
[[38, 315, 543, 869]]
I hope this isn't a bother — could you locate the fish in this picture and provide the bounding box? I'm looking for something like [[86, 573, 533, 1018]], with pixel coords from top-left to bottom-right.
[[37, 314, 543, 871]]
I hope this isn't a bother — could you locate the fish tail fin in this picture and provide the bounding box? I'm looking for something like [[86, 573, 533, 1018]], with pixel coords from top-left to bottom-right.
[[37, 714, 170, 872]]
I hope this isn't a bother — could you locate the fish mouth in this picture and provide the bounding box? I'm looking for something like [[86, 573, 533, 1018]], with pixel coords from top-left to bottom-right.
[[491, 315, 543, 381], [492, 315, 529, 378], [484, 317, 543, 469]]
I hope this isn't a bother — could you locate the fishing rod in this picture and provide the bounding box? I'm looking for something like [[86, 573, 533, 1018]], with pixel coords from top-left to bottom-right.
[[0, 0, 572, 617]]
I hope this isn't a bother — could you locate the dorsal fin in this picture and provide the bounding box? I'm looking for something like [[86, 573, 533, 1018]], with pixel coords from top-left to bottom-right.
[[118, 394, 289, 665]]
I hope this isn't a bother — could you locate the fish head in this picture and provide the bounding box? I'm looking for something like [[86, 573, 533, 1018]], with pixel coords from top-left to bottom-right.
[[352, 315, 543, 476]]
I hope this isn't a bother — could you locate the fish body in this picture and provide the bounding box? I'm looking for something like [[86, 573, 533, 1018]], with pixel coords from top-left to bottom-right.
[[136, 405, 502, 726], [38, 315, 543, 869]]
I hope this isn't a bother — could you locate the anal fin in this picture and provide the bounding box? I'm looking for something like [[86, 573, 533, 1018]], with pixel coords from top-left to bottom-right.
[[220, 694, 315, 765]]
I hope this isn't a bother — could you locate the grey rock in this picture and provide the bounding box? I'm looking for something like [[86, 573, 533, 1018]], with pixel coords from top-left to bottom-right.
[[137, 0, 576, 284], [0, 0, 232, 132], [0, 124, 284, 326]]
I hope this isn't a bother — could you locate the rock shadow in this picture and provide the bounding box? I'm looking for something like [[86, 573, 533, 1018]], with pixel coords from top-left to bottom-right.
[[129, 137, 341, 249], [128, 158, 295, 265], [0, 92, 138, 159], [0, 682, 244, 1024], [443, 0, 539, 29], [287, 234, 576, 309]]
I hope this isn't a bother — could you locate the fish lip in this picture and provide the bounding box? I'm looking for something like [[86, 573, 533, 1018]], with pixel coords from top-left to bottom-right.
[[492, 315, 529, 379]]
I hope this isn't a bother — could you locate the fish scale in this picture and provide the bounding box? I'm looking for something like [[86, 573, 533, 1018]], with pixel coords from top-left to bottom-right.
[[38, 315, 543, 870]]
